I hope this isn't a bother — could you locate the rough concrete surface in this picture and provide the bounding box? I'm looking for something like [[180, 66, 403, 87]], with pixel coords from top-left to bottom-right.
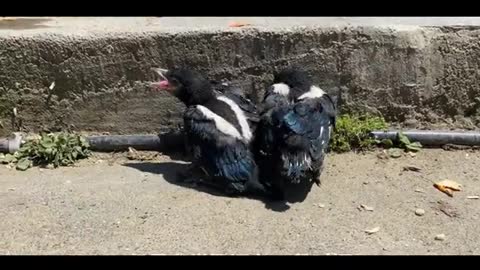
[[1, 17, 480, 136], [1, 149, 479, 255]]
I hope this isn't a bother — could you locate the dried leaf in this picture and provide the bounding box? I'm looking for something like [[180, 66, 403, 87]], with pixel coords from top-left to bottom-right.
[[360, 204, 374, 211], [365, 227, 380, 235], [403, 165, 421, 172], [434, 180, 462, 197], [434, 179, 463, 197], [434, 184, 454, 197], [228, 21, 252, 28]]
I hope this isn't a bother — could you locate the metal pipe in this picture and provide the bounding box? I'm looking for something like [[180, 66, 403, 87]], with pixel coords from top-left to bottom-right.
[[86, 131, 184, 152], [0, 133, 23, 153], [370, 130, 480, 146], [4, 129, 480, 154]]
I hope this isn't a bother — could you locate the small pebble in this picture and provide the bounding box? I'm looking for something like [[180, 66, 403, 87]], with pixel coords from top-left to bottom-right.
[[415, 208, 425, 216], [435, 234, 445, 241]]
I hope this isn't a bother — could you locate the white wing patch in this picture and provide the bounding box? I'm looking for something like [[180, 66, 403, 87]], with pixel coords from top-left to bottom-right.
[[271, 83, 290, 96], [196, 105, 243, 140], [298, 85, 325, 100], [216, 96, 253, 142]]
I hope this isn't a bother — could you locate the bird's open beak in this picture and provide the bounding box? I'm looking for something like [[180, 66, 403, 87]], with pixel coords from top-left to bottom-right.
[[152, 68, 168, 80], [151, 68, 170, 90]]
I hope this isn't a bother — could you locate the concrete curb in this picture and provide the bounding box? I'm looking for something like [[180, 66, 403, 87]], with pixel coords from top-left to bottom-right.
[[1, 18, 480, 135]]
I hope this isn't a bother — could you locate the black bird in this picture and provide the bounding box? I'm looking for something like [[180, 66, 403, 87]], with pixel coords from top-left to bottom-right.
[[151, 68, 267, 197], [254, 68, 337, 202]]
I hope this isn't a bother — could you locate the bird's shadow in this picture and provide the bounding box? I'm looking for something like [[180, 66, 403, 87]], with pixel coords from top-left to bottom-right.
[[123, 160, 290, 212]]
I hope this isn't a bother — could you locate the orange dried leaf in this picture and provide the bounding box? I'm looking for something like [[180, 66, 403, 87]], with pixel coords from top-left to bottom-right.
[[228, 21, 252, 28], [436, 180, 462, 191], [434, 184, 454, 197], [434, 180, 462, 197]]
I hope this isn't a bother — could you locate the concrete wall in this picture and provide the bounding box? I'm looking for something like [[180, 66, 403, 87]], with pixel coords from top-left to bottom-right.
[[1, 21, 480, 136]]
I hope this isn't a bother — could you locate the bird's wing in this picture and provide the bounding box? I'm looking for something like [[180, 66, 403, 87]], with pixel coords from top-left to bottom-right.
[[280, 97, 335, 160], [183, 107, 256, 185]]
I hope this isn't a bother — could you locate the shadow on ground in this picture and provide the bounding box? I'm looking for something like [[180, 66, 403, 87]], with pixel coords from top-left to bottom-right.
[[123, 161, 291, 212]]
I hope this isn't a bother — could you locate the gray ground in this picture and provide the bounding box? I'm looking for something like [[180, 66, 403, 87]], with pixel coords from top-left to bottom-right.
[[1, 149, 479, 255]]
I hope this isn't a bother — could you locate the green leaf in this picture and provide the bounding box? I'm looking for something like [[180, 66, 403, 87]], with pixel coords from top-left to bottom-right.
[[406, 141, 422, 152], [66, 153, 73, 162], [16, 158, 32, 171], [2, 153, 17, 164], [40, 141, 55, 149], [380, 139, 394, 148], [6, 132, 91, 169], [397, 132, 411, 146], [388, 148, 403, 158]]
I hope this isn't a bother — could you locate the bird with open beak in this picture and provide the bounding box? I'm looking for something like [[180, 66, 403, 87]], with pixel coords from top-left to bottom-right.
[[151, 67, 269, 197]]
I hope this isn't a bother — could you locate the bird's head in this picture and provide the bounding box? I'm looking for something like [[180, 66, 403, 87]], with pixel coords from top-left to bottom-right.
[[151, 68, 214, 106], [268, 67, 312, 98], [273, 68, 312, 89]]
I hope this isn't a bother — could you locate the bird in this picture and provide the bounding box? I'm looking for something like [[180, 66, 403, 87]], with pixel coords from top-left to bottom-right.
[[254, 68, 337, 202], [151, 68, 268, 197]]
